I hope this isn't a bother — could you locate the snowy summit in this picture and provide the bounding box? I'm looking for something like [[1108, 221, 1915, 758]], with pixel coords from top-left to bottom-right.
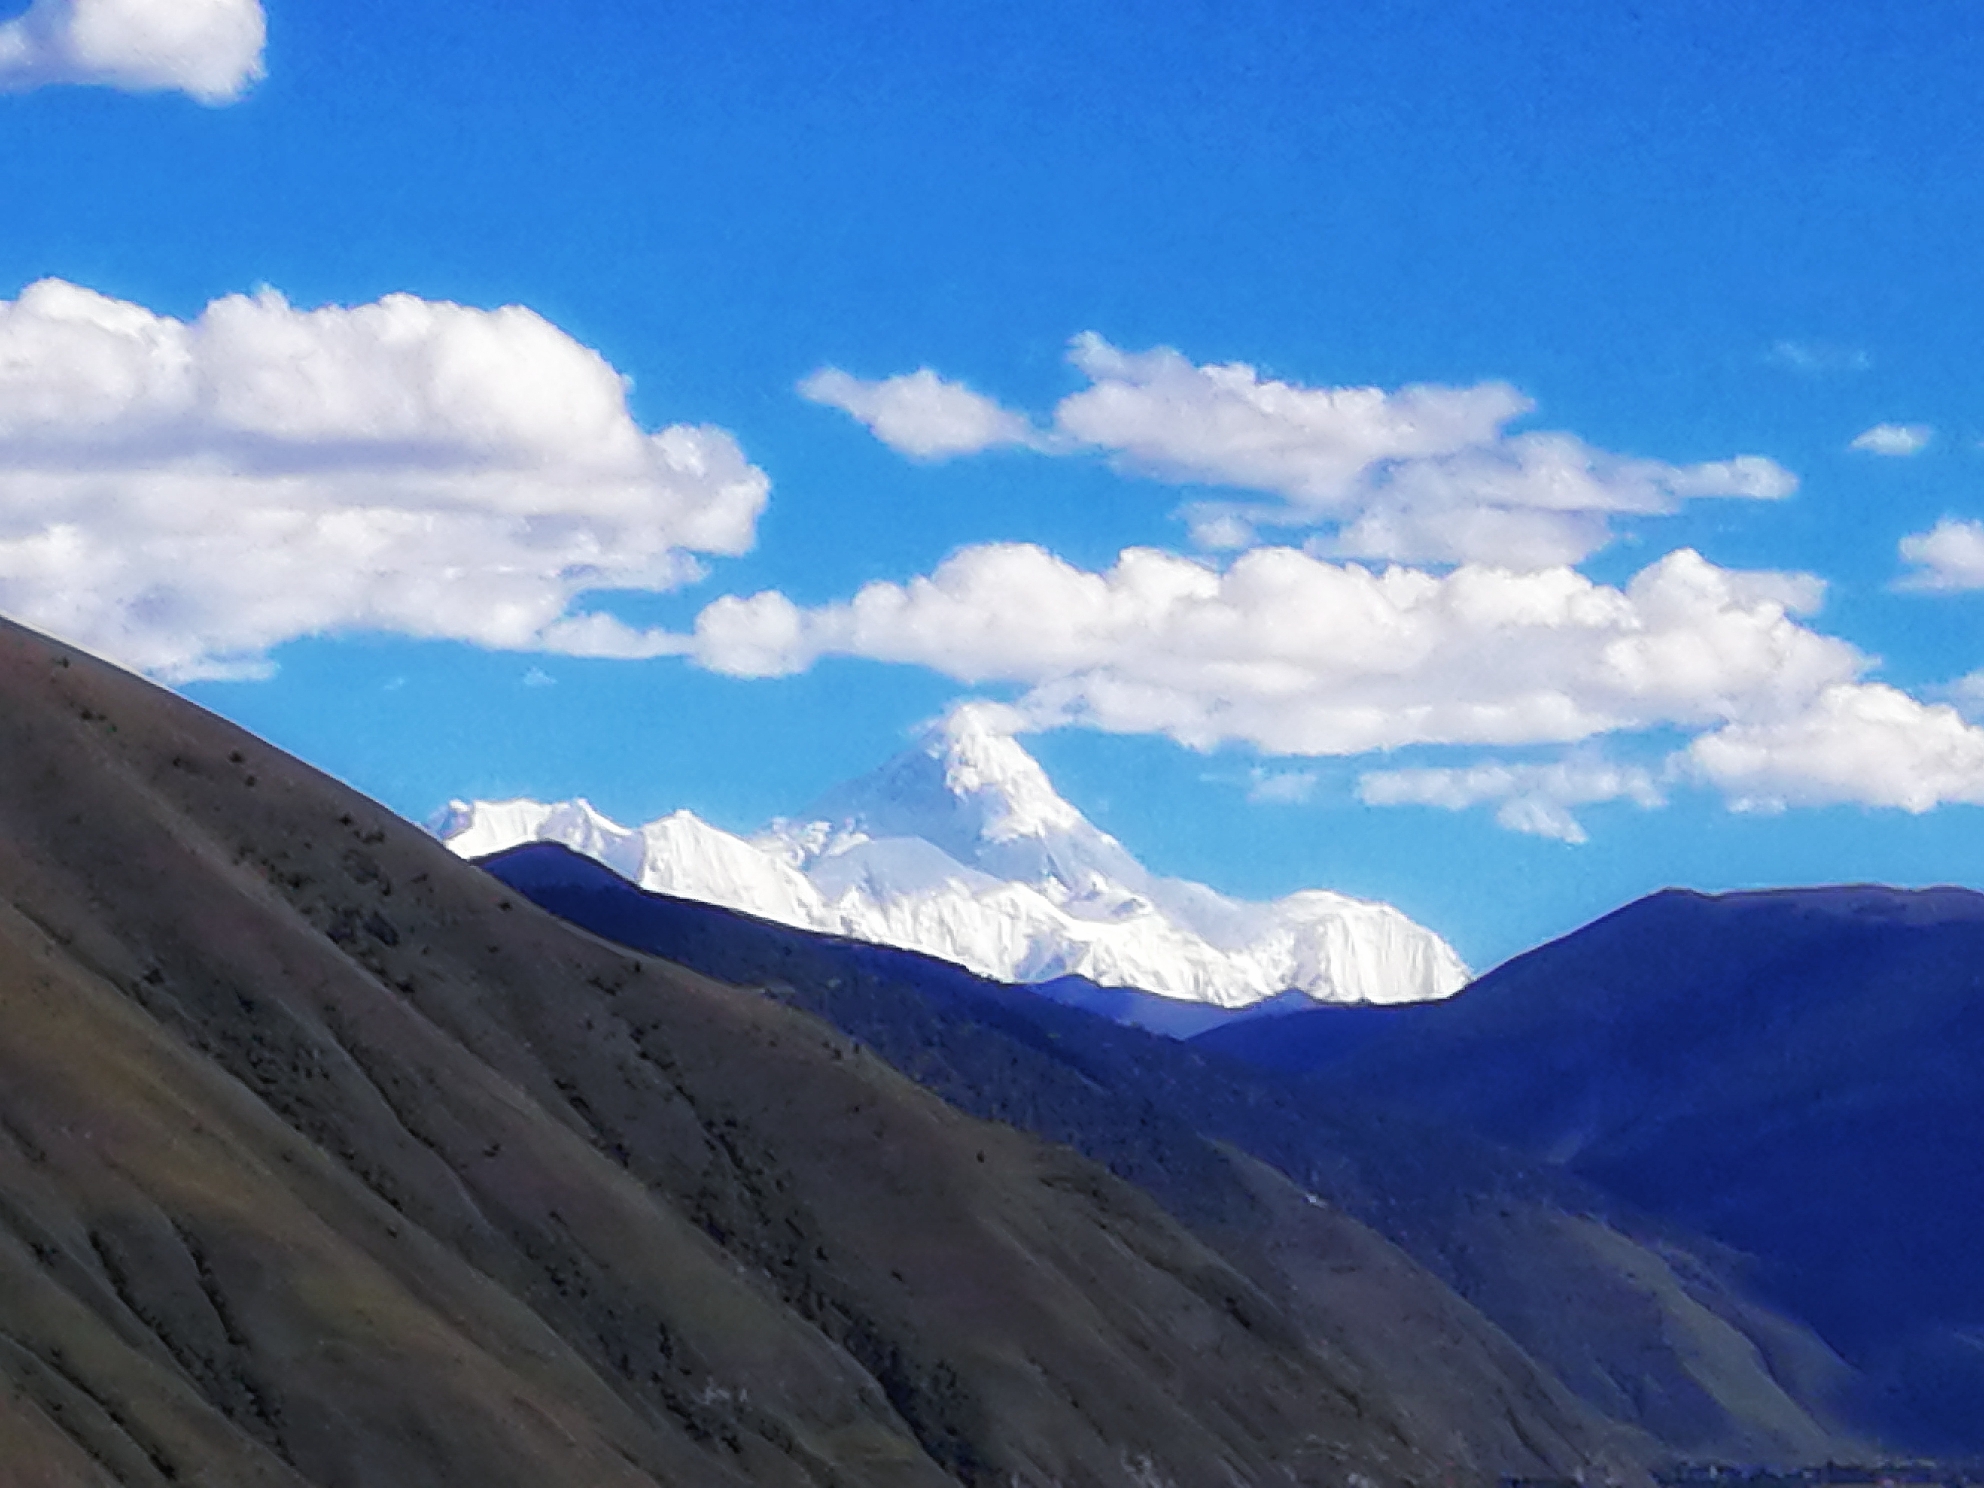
[[434, 706, 1469, 1009]]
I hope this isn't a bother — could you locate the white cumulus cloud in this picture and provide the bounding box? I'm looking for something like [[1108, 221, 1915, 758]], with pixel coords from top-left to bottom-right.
[[799, 366, 1037, 459], [1056, 335, 1794, 566], [689, 527, 1984, 830], [1054, 333, 1525, 503], [0, 0, 264, 103], [762, 336, 1984, 831], [689, 543, 1859, 756], [812, 334, 1796, 566], [1898, 518, 1984, 592], [1850, 422, 1933, 456], [0, 279, 768, 679], [1357, 758, 1666, 844], [1686, 683, 1984, 813]]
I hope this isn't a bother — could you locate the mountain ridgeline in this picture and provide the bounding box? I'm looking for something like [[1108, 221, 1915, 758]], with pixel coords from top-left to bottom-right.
[[0, 601, 1961, 1484], [436, 705, 1468, 1015], [1200, 886, 1984, 1455], [0, 615, 1540, 1487], [480, 842, 1892, 1470]]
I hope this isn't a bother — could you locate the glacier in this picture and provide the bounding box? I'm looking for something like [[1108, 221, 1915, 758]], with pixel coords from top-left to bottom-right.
[[434, 705, 1469, 1009]]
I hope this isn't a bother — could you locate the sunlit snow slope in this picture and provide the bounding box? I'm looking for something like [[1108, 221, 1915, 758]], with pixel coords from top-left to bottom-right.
[[435, 706, 1468, 1009]]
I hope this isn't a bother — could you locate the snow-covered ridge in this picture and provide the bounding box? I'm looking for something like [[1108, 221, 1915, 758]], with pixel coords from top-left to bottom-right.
[[433, 705, 1469, 1009]]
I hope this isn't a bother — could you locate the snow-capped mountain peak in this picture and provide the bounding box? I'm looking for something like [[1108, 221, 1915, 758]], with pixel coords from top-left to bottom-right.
[[928, 702, 1086, 843], [796, 704, 1090, 859], [433, 718, 1470, 1012], [437, 796, 632, 872], [789, 705, 1149, 899]]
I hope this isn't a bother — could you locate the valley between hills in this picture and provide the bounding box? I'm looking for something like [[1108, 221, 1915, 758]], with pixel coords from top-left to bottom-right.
[[0, 610, 1977, 1486]]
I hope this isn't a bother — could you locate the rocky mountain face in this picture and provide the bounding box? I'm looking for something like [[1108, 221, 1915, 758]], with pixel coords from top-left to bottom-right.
[[0, 615, 1523, 1488], [436, 705, 1468, 1011], [1203, 886, 1984, 1456], [482, 841, 1881, 1470]]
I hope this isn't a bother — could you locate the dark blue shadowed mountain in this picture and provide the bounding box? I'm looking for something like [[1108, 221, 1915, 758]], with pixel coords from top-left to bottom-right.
[[480, 842, 1895, 1464], [1190, 1001, 1429, 1073], [1214, 885, 1984, 1454]]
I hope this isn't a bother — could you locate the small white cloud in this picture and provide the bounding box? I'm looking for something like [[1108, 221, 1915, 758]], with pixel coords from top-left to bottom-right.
[[1949, 671, 1984, 722], [1686, 682, 1984, 813], [799, 366, 1036, 460], [1245, 768, 1318, 805], [521, 666, 556, 688], [687, 543, 1860, 758], [1766, 340, 1872, 375], [0, 279, 769, 678], [1492, 796, 1590, 843], [1357, 758, 1665, 844], [531, 613, 698, 661], [0, 0, 265, 103], [1850, 423, 1933, 457], [1664, 456, 1800, 500], [1898, 518, 1984, 592], [1185, 508, 1260, 552]]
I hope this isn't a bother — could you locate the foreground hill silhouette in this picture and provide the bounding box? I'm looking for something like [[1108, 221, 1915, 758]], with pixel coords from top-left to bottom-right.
[[480, 842, 1880, 1469], [1202, 887, 1984, 1454], [0, 614, 1540, 1486]]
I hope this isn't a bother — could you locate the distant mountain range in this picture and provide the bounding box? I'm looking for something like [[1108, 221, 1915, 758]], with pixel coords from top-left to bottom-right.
[[435, 704, 1468, 1012]]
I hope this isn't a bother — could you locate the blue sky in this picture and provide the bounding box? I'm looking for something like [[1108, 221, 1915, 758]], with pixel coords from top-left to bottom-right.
[[4, 0, 1983, 967]]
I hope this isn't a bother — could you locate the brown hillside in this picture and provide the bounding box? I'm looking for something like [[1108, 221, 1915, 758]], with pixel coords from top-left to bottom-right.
[[0, 614, 1570, 1486]]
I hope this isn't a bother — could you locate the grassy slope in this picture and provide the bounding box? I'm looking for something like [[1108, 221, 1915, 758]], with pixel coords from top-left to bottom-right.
[[0, 615, 1492, 1487]]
